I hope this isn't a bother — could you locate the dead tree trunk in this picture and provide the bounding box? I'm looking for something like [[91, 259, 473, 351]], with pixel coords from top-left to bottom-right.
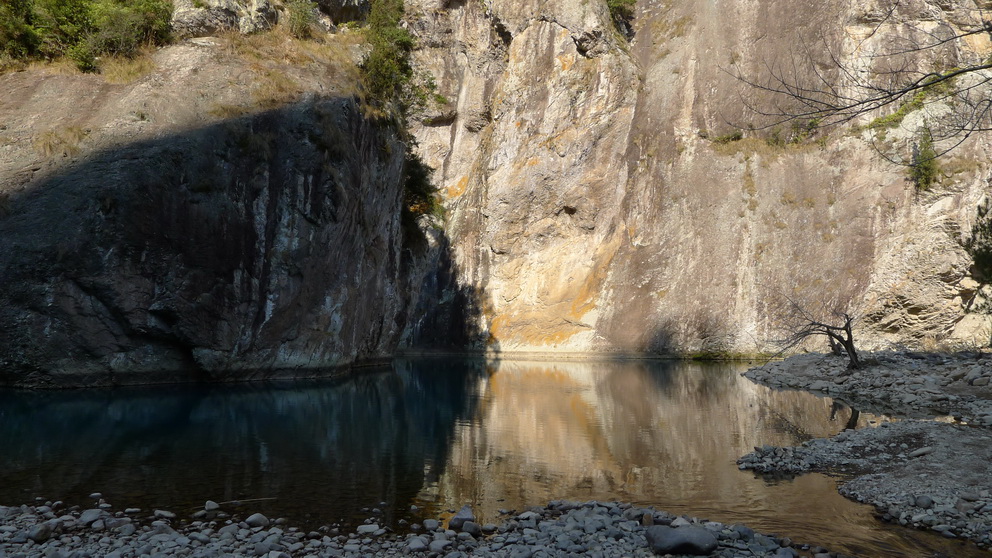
[[776, 298, 863, 370], [835, 315, 861, 370]]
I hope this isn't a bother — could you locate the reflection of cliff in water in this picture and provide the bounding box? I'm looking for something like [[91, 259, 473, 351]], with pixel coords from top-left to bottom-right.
[[425, 359, 908, 554], [0, 359, 485, 527], [431, 360, 868, 510]]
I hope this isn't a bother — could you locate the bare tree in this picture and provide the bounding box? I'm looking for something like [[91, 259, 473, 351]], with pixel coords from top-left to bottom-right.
[[773, 297, 863, 370], [731, 2, 992, 157]]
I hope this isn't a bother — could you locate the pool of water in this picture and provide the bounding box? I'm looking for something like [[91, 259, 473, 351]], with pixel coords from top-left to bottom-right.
[[0, 357, 979, 556]]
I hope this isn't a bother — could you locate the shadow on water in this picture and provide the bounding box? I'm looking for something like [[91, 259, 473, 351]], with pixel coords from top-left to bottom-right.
[[0, 359, 487, 528]]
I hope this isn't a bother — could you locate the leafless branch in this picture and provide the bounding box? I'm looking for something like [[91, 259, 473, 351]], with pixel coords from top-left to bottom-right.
[[727, 6, 992, 157], [771, 295, 863, 370]]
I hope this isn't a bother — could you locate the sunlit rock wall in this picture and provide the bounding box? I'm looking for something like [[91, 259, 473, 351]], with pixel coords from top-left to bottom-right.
[[408, 0, 992, 353]]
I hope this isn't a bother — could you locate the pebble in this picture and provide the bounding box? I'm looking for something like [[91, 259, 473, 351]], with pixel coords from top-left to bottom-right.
[[0, 499, 829, 558], [152, 509, 176, 520], [244, 513, 270, 528], [449, 505, 476, 531], [355, 523, 379, 534]]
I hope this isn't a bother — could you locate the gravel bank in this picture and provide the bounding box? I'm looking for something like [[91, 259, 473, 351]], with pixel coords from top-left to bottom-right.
[[0, 498, 845, 558], [741, 352, 992, 551], [743, 352, 992, 425]]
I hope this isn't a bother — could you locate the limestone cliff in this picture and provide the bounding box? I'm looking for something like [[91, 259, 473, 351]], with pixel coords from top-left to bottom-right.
[[2, 0, 991, 386], [0, 35, 431, 386], [407, 0, 992, 354]]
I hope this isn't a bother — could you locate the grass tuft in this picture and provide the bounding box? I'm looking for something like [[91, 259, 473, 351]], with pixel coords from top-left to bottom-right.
[[99, 51, 156, 83], [32, 126, 89, 158]]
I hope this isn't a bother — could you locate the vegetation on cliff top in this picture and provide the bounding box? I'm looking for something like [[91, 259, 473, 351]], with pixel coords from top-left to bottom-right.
[[360, 0, 443, 117], [360, 0, 442, 224], [2, 0, 441, 224], [0, 0, 172, 72]]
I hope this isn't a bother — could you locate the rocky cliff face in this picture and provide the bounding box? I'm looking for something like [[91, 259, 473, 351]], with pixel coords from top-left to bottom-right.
[[0, 36, 430, 386], [407, 0, 992, 354], [2, 0, 989, 385]]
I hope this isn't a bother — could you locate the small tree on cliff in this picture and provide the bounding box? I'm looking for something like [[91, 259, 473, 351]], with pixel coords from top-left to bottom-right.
[[773, 297, 863, 370]]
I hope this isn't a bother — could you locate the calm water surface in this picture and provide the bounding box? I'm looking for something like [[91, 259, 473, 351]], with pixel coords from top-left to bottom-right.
[[0, 358, 978, 556]]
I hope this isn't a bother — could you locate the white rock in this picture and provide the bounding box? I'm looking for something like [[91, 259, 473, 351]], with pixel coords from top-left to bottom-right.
[[154, 509, 177, 520], [245, 513, 270, 528]]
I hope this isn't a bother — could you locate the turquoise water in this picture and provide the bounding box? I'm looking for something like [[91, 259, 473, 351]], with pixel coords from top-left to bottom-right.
[[0, 357, 978, 556]]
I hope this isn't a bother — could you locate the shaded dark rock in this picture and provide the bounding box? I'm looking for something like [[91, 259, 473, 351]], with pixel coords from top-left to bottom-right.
[[733, 524, 755, 541], [449, 505, 476, 531], [316, 0, 369, 23], [644, 525, 717, 556], [245, 513, 270, 528], [462, 521, 482, 536], [27, 521, 53, 543], [0, 95, 441, 387]]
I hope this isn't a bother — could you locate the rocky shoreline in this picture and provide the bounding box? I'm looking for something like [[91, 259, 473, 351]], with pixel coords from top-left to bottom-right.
[[743, 351, 992, 425], [0, 497, 845, 558], [741, 351, 992, 552]]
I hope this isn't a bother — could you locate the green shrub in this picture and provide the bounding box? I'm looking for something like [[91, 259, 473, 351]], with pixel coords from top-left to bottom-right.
[[286, 0, 318, 39], [712, 130, 742, 144], [403, 149, 440, 218], [0, 1, 39, 58], [789, 118, 819, 143], [66, 40, 96, 71], [606, 0, 635, 34], [360, 0, 443, 115], [360, 0, 442, 222], [766, 127, 785, 147], [0, 0, 171, 72], [400, 149, 442, 250], [87, 0, 171, 58], [361, 0, 418, 108], [31, 0, 91, 57], [909, 129, 939, 191]]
